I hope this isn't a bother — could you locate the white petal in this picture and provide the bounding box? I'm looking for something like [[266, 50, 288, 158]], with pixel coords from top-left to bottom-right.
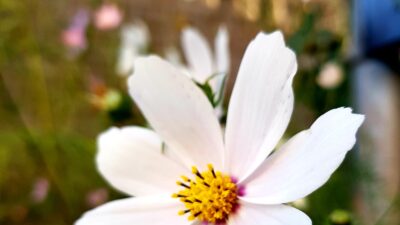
[[181, 27, 214, 83], [116, 21, 150, 76], [75, 195, 189, 225], [129, 56, 225, 171], [97, 126, 189, 196], [240, 108, 364, 204], [120, 21, 150, 51], [225, 31, 297, 181], [212, 25, 230, 96], [116, 48, 139, 76], [228, 201, 311, 225], [214, 25, 230, 75]]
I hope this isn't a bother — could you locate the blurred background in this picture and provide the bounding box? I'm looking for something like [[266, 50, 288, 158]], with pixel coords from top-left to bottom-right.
[[0, 0, 399, 224]]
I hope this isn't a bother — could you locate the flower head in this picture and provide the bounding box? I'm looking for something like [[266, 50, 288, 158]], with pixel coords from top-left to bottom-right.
[[76, 31, 364, 225]]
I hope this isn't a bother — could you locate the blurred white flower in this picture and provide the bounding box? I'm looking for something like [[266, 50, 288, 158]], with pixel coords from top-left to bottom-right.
[[76, 31, 364, 225], [116, 20, 150, 76], [181, 26, 230, 91], [62, 9, 89, 54], [31, 177, 50, 204], [86, 188, 109, 208], [316, 62, 344, 89], [181, 26, 230, 117], [94, 3, 123, 30]]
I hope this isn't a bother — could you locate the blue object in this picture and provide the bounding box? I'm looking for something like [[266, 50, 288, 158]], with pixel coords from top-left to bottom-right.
[[356, 0, 400, 51]]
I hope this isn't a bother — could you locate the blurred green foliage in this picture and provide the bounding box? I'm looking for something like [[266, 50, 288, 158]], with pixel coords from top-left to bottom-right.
[[0, 1, 128, 224]]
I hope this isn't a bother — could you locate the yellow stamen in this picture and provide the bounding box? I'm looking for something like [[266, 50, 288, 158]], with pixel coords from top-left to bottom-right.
[[172, 164, 238, 223]]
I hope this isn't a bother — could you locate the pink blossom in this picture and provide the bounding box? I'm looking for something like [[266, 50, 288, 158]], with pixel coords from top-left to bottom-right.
[[62, 9, 89, 52], [94, 3, 123, 30], [62, 28, 86, 49], [86, 188, 109, 207], [316, 62, 344, 89], [31, 177, 50, 203]]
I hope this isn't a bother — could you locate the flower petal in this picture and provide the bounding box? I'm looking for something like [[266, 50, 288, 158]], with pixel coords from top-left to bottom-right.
[[212, 25, 230, 96], [181, 27, 214, 83], [225, 31, 297, 181], [116, 21, 150, 76], [75, 195, 190, 225], [214, 25, 230, 75], [240, 108, 364, 204], [97, 126, 189, 196], [129, 56, 225, 170], [228, 201, 311, 225]]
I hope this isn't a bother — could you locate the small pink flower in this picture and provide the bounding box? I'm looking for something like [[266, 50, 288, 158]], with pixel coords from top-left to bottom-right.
[[94, 3, 123, 30], [31, 177, 50, 203], [62, 9, 89, 52], [62, 28, 86, 49], [316, 62, 344, 89], [86, 188, 109, 207]]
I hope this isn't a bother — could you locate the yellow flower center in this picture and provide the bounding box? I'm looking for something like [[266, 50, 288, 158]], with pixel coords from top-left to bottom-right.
[[172, 164, 238, 223]]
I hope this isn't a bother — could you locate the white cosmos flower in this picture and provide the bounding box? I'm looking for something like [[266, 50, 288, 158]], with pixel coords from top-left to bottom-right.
[[182, 25, 230, 95], [116, 20, 150, 76], [76, 31, 364, 225]]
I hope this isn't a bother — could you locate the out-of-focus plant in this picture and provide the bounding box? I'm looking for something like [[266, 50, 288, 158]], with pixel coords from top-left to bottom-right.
[[286, 11, 350, 117], [0, 1, 127, 224], [329, 209, 352, 225]]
